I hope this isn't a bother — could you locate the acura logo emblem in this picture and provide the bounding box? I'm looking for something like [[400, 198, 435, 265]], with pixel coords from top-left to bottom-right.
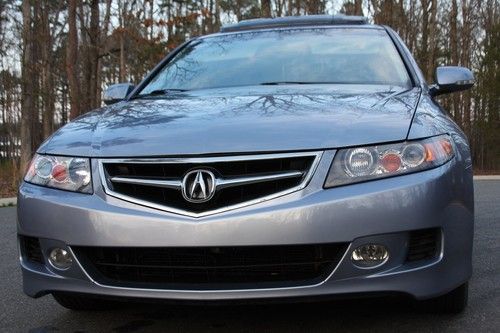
[[181, 169, 216, 203]]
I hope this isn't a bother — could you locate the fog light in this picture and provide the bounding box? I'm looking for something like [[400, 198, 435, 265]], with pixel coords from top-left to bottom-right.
[[351, 244, 389, 268], [48, 248, 73, 270]]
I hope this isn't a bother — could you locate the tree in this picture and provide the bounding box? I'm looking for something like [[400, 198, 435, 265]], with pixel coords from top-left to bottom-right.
[[262, 0, 271, 17], [20, 0, 34, 174], [341, 0, 364, 15], [66, 0, 81, 120], [40, 1, 56, 139]]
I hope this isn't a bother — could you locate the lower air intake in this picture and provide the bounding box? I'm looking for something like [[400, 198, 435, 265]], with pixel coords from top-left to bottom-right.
[[20, 236, 44, 264], [406, 228, 441, 262], [73, 243, 348, 290]]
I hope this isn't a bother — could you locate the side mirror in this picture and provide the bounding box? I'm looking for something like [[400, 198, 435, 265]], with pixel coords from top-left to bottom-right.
[[103, 83, 135, 105], [429, 66, 474, 97]]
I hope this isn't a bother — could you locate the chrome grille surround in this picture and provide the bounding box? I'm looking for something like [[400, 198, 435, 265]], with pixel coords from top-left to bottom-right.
[[98, 151, 323, 218]]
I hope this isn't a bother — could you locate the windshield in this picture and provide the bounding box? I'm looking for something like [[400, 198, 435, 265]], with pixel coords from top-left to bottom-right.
[[139, 28, 412, 94]]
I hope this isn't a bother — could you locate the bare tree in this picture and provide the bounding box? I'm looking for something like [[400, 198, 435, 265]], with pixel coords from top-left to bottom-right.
[[40, 1, 55, 139], [262, 0, 272, 17], [89, 0, 100, 110], [20, 0, 34, 174], [1, 0, 500, 193], [66, 0, 81, 119]]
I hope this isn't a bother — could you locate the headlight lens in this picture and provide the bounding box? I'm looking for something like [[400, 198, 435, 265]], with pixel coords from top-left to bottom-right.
[[24, 154, 92, 193], [324, 135, 454, 188]]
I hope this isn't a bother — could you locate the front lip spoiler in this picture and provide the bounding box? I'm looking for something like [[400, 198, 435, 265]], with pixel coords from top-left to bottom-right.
[[98, 151, 324, 218]]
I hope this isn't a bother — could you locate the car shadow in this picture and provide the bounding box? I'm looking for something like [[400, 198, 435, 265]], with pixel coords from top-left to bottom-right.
[[100, 297, 454, 333]]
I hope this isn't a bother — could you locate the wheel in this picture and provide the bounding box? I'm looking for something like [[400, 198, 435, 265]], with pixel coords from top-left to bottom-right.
[[418, 282, 469, 314], [52, 292, 117, 311]]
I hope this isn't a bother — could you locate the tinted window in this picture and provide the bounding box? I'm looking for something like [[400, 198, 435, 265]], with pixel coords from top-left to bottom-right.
[[140, 28, 411, 93]]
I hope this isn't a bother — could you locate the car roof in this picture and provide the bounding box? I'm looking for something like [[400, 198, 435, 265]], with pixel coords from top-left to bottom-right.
[[219, 14, 372, 33]]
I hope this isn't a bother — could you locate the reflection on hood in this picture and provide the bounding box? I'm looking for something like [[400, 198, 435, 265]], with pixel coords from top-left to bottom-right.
[[38, 85, 421, 157]]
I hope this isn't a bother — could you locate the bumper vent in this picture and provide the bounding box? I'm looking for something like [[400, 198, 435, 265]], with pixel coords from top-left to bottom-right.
[[406, 228, 441, 262], [72, 243, 348, 290], [100, 152, 320, 217], [19, 236, 44, 264]]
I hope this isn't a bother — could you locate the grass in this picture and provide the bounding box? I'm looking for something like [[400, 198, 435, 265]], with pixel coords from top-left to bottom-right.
[[0, 161, 18, 198]]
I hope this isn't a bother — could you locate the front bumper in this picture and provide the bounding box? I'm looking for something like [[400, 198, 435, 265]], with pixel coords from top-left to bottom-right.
[[17, 151, 474, 301]]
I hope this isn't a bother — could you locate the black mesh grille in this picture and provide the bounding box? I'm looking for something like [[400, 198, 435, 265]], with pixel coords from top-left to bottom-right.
[[73, 243, 348, 290], [406, 228, 440, 262], [102, 155, 316, 214], [19, 236, 44, 264]]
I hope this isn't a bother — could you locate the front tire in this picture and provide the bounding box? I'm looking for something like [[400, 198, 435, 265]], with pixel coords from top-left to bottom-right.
[[52, 292, 117, 311], [418, 282, 469, 314]]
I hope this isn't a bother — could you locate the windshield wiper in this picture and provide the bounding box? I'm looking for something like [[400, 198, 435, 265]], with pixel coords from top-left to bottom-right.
[[259, 81, 316, 85], [132, 88, 189, 99]]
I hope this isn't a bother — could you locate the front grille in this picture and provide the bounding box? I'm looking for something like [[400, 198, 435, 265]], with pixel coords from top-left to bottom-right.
[[100, 152, 320, 216], [406, 228, 441, 262], [73, 243, 348, 290], [19, 236, 44, 264]]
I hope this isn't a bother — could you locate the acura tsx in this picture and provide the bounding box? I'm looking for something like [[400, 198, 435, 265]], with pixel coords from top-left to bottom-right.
[[18, 15, 475, 313]]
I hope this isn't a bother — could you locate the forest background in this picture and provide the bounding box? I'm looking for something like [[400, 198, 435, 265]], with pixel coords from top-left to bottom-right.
[[0, 0, 498, 197]]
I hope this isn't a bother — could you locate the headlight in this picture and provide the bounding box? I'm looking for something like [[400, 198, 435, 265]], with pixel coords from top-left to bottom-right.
[[324, 135, 454, 188], [24, 154, 92, 193]]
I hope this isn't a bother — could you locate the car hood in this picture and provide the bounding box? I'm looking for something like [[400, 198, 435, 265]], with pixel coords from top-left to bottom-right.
[[39, 85, 421, 157]]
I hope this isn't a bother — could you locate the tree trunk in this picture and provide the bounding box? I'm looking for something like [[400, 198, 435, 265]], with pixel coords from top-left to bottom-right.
[[119, 31, 126, 82], [261, 0, 272, 17], [41, 1, 54, 139], [306, 0, 322, 14], [32, 0, 42, 150], [20, 0, 34, 174], [89, 0, 100, 110], [78, 0, 90, 114], [119, 1, 127, 82], [66, 0, 81, 120], [97, 0, 113, 106], [449, 0, 460, 120], [214, 0, 221, 30], [354, 0, 363, 15], [425, 0, 438, 81], [295, 0, 301, 15], [149, 0, 154, 39], [420, 0, 430, 80], [287, 0, 293, 15]]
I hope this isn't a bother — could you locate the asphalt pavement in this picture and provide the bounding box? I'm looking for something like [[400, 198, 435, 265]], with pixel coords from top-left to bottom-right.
[[1, 180, 498, 333]]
